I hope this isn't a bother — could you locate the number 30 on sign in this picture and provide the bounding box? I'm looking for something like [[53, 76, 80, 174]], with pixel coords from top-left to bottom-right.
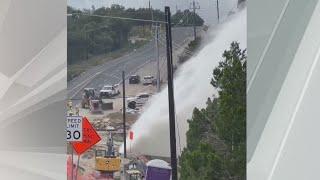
[[66, 116, 83, 142]]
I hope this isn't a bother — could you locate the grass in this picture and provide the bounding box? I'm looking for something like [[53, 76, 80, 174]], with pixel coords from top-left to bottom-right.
[[67, 40, 148, 81], [68, 26, 152, 82]]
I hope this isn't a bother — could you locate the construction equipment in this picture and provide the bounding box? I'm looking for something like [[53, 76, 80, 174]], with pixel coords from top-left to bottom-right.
[[89, 99, 102, 113], [95, 126, 121, 178], [101, 99, 114, 110], [81, 88, 96, 108]]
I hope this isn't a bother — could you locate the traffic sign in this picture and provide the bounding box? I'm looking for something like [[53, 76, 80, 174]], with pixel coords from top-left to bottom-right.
[[66, 116, 83, 142], [72, 117, 101, 155]]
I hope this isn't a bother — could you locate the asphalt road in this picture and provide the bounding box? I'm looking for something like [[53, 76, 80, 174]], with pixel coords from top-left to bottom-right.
[[68, 27, 197, 100]]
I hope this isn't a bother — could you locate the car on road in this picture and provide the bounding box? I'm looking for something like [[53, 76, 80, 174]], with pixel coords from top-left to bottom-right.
[[99, 84, 120, 99], [129, 75, 141, 84], [142, 76, 154, 85], [127, 93, 150, 107]]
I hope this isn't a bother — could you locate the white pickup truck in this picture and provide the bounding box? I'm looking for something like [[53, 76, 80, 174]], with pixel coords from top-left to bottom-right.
[[99, 84, 120, 98]]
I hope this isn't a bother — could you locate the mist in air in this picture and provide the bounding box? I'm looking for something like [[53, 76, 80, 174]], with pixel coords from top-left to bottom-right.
[[121, 8, 247, 157]]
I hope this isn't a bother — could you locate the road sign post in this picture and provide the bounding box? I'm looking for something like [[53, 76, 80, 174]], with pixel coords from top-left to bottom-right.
[[70, 142, 74, 180], [75, 155, 80, 180], [67, 116, 83, 180], [67, 116, 101, 179]]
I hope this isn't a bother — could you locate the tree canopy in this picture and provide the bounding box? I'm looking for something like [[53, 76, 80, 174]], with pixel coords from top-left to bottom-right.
[[180, 42, 246, 179], [67, 5, 204, 65], [172, 10, 204, 26]]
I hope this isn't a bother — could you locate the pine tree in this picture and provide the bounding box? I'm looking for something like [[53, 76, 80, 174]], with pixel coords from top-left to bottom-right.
[[179, 42, 246, 179]]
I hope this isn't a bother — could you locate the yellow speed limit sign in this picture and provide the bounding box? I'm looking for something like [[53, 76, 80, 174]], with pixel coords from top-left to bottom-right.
[[66, 116, 83, 142]]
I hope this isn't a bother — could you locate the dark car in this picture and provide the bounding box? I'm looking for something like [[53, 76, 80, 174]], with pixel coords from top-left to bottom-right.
[[129, 75, 141, 84]]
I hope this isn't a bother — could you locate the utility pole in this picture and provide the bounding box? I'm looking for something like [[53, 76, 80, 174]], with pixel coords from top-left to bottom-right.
[[122, 71, 127, 158], [151, 6, 154, 22], [154, 23, 161, 92], [217, 0, 220, 23], [151, 0, 160, 92], [149, 0, 153, 30], [165, 6, 178, 180], [85, 32, 89, 60], [191, 1, 200, 40]]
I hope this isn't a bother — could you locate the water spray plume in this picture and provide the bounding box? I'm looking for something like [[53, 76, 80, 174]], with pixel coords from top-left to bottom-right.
[[120, 8, 247, 157]]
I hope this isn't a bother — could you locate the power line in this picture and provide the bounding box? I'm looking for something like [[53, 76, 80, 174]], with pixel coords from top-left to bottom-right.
[[68, 13, 167, 24]]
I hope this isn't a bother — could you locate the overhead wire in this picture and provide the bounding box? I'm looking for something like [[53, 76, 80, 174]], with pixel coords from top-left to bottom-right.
[[68, 13, 167, 24]]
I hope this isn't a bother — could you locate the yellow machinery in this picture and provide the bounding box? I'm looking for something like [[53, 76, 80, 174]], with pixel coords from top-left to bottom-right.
[[95, 126, 121, 176], [95, 151, 121, 172]]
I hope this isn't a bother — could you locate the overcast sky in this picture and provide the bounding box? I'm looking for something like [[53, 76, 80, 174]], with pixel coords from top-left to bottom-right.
[[68, 0, 238, 25]]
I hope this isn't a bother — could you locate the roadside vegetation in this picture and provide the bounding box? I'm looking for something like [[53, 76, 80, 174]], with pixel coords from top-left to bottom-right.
[[179, 42, 246, 180], [178, 37, 202, 64], [67, 47, 139, 81], [172, 10, 204, 26], [67, 4, 204, 81], [67, 5, 157, 81]]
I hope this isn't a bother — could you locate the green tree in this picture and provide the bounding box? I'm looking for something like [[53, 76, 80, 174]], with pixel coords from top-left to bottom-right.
[[211, 41, 246, 149], [186, 107, 211, 150], [172, 10, 204, 26], [211, 41, 246, 179], [180, 143, 224, 180], [179, 42, 246, 179]]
